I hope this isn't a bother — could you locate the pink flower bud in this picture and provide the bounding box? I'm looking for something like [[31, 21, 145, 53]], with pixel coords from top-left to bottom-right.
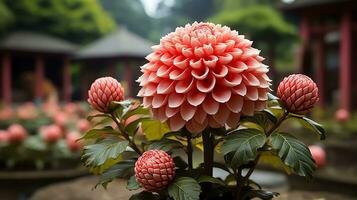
[[309, 145, 326, 168], [7, 124, 27, 143], [66, 131, 81, 152], [41, 125, 62, 143]]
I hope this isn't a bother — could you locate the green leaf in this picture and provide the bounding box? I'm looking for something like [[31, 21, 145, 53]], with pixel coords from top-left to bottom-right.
[[141, 119, 171, 141], [294, 116, 326, 140], [122, 105, 150, 120], [270, 132, 316, 178], [173, 156, 188, 169], [96, 159, 136, 188], [268, 93, 279, 100], [80, 126, 120, 140], [129, 191, 160, 200], [82, 138, 129, 173], [147, 138, 184, 152], [197, 175, 225, 186], [221, 128, 266, 168], [168, 177, 201, 200], [127, 175, 141, 191], [125, 117, 151, 136], [87, 114, 110, 122]]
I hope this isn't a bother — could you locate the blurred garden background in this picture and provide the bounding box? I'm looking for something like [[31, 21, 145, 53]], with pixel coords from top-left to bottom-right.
[[0, 0, 357, 199]]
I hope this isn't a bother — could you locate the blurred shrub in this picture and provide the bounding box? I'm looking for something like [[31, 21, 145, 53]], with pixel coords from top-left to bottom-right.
[[3, 0, 116, 44]]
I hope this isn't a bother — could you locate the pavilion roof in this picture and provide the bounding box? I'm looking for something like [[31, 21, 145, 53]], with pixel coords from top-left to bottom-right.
[[280, 0, 351, 10], [75, 28, 154, 60], [0, 31, 78, 54]]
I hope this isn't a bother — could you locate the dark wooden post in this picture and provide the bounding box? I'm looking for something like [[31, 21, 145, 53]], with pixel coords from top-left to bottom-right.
[[299, 14, 310, 74], [124, 61, 133, 97], [1, 53, 11, 104], [63, 57, 71, 102], [315, 35, 325, 107], [339, 12, 351, 113], [35, 55, 45, 101]]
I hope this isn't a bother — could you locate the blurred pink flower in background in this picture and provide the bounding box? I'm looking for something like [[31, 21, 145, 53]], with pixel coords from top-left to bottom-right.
[[54, 112, 69, 127], [16, 102, 38, 120], [77, 119, 90, 133], [0, 107, 14, 121], [66, 131, 82, 152], [63, 102, 79, 115], [40, 124, 63, 144], [88, 77, 125, 113], [335, 109, 350, 122], [277, 74, 319, 114], [0, 130, 9, 143], [138, 22, 271, 133], [309, 145, 326, 168], [7, 124, 27, 143]]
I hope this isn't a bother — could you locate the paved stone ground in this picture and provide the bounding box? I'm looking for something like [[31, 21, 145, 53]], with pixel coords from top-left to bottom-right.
[[30, 176, 356, 200]]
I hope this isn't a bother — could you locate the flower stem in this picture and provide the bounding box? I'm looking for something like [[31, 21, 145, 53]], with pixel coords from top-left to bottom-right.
[[187, 134, 193, 171], [110, 112, 142, 155], [236, 111, 288, 200], [202, 128, 214, 176]]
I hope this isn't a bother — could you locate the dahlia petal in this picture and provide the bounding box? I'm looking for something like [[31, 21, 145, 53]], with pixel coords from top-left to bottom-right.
[[152, 108, 168, 122], [180, 102, 196, 121], [246, 87, 259, 101], [189, 58, 203, 69], [193, 107, 207, 123], [160, 53, 174, 65], [242, 100, 255, 116], [152, 94, 168, 108], [191, 37, 201, 47], [148, 72, 160, 83], [175, 78, 194, 93], [143, 96, 153, 108], [187, 89, 206, 106], [241, 48, 260, 60], [226, 95, 243, 113], [182, 47, 193, 57], [165, 107, 179, 118], [146, 52, 161, 62], [186, 119, 207, 133], [218, 53, 233, 64], [143, 83, 157, 96], [173, 56, 188, 69], [197, 73, 216, 93], [208, 116, 222, 128], [255, 101, 266, 111], [168, 114, 186, 131], [229, 48, 243, 58], [226, 113, 241, 128], [213, 104, 231, 125], [203, 44, 214, 55], [214, 43, 227, 55], [232, 84, 247, 96], [168, 93, 185, 108], [229, 61, 248, 73], [212, 65, 228, 78], [202, 95, 219, 115], [157, 65, 172, 78], [194, 47, 205, 57], [212, 87, 231, 103], [225, 39, 235, 50], [157, 79, 175, 94], [243, 73, 260, 86], [191, 66, 209, 80], [169, 69, 190, 80], [223, 73, 242, 87], [203, 55, 218, 68]]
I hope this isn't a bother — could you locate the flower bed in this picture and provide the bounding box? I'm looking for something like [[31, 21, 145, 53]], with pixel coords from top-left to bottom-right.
[[0, 102, 90, 170]]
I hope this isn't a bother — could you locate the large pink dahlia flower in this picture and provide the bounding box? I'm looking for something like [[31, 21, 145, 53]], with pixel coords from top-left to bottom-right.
[[138, 22, 271, 133]]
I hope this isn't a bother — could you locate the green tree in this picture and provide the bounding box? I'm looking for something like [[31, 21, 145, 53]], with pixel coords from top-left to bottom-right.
[[212, 5, 297, 78], [100, 0, 152, 40], [0, 0, 13, 33], [4, 0, 116, 44]]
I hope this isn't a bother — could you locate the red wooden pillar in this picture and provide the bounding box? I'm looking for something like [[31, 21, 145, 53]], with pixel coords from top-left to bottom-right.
[[315, 35, 325, 106], [63, 57, 71, 102], [298, 15, 310, 74], [124, 61, 133, 97], [1, 54, 11, 104], [35, 55, 44, 101], [339, 12, 352, 113]]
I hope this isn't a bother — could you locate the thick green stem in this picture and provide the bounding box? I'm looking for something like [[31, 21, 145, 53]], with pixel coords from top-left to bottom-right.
[[202, 129, 214, 176], [110, 113, 142, 155], [187, 134, 193, 171]]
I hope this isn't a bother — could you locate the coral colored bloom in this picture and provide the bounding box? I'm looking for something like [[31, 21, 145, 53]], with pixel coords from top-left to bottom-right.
[[66, 131, 82, 151], [0, 130, 9, 143], [88, 77, 125, 113], [277, 74, 319, 114], [309, 145, 326, 168], [135, 150, 175, 191], [41, 125, 62, 143], [137, 22, 271, 133], [78, 119, 90, 133], [7, 124, 27, 143], [335, 109, 350, 122]]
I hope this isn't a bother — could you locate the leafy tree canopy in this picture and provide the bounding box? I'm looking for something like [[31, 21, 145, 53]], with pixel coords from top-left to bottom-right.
[[4, 0, 116, 44]]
